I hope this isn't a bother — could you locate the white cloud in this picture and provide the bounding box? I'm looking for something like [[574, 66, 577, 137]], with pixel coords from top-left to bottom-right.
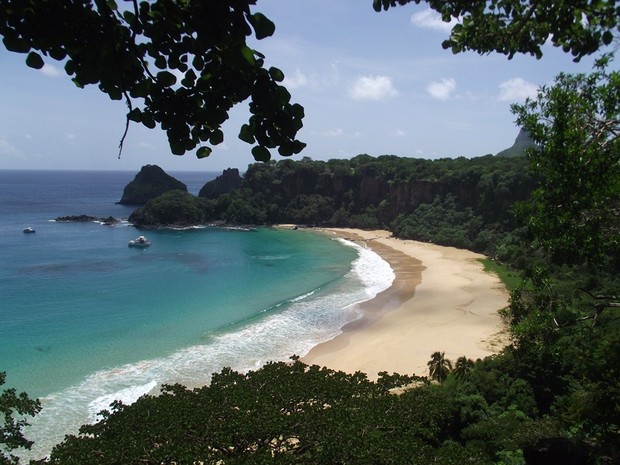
[[283, 69, 309, 89], [0, 138, 20, 158], [320, 128, 344, 137], [65, 133, 77, 146], [40, 63, 62, 77], [498, 78, 538, 102], [283, 64, 340, 92], [393, 129, 406, 137], [426, 78, 456, 100], [411, 9, 458, 33], [349, 75, 398, 101]]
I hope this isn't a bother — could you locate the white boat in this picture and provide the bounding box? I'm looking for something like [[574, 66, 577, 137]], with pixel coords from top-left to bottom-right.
[[128, 235, 151, 248], [23, 226, 36, 233]]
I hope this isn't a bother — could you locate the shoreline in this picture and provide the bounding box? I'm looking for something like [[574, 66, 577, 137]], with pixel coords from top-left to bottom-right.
[[301, 228, 510, 379]]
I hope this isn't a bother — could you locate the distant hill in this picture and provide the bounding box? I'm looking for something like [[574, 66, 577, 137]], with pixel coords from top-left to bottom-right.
[[496, 129, 536, 157]]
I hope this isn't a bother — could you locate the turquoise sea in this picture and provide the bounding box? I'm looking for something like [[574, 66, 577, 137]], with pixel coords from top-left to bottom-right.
[[0, 170, 394, 460]]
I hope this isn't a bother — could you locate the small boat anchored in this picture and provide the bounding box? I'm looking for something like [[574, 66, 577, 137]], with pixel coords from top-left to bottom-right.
[[23, 226, 36, 234], [128, 235, 151, 248]]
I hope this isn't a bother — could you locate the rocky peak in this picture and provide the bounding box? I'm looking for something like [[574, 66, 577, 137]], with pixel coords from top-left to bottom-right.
[[118, 165, 187, 205], [198, 168, 243, 199], [496, 129, 536, 158]]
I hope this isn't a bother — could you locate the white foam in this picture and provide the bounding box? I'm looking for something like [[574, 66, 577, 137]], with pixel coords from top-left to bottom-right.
[[20, 240, 394, 462], [289, 288, 318, 302], [88, 380, 157, 421], [339, 238, 395, 298]]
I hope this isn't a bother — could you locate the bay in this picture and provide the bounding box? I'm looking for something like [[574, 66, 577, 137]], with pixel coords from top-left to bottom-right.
[[0, 170, 394, 460]]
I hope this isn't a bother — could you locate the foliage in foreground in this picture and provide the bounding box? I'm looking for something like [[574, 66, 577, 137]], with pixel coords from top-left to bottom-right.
[[35, 358, 555, 465], [0, 373, 40, 465], [2, 1, 616, 162], [0, 0, 305, 160], [512, 55, 620, 269], [31, 259, 618, 465]]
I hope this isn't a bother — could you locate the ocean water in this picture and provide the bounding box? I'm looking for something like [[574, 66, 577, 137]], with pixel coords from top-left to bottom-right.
[[0, 170, 394, 460]]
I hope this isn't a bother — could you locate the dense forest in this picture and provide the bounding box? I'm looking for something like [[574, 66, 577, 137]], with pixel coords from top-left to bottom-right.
[[129, 154, 536, 263]]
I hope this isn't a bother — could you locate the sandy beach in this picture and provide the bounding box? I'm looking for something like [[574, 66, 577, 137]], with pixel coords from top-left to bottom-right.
[[301, 229, 509, 380]]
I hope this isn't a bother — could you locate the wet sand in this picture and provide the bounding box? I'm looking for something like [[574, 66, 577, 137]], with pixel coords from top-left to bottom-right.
[[301, 229, 509, 379]]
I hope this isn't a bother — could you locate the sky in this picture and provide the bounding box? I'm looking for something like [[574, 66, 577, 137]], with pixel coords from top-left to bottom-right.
[[0, 0, 609, 173]]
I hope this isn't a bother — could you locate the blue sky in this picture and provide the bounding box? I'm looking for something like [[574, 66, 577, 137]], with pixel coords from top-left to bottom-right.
[[0, 1, 606, 173]]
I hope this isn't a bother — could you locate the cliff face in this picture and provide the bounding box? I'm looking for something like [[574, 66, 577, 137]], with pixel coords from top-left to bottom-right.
[[124, 155, 535, 252], [198, 168, 242, 199], [119, 165, 187, 205], [209, 155, 534, 228]]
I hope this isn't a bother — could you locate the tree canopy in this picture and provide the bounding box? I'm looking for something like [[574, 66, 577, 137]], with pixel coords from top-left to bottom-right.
[[512, 56, 620, 268], [0, 372, 41, 465], [373, 0, 619, 61], [0, 0, 305, 161], [2, 1, 618, 161]]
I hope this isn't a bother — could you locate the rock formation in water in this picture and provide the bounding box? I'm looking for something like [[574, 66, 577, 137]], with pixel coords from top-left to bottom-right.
[[118, 165, 187, 205]]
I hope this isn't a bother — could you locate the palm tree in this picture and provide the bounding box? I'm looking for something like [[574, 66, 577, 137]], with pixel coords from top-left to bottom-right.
[[427, 351, 452, 384], [453, 356, 475, 381]]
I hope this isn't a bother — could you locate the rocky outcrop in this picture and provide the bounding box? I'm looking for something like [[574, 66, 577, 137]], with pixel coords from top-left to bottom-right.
[[118, 165, 187, 205], [55, 215, 119, 224], [198, 168, 242, 199], [496, 129, 536, 157]]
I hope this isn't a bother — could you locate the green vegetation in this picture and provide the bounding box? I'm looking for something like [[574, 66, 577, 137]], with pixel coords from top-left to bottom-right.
[[2, 2, 619, 464], [24, 61, 614, 464], [0, 0, 305, 160], [129, 155, 535, 260], [128, 190, 210, 227], [199, 154, 535, 258], [0, 373, 40, 465], [512, 56, 620, 269], [373, 1, 619, 61], [478, 259, 521, 292]]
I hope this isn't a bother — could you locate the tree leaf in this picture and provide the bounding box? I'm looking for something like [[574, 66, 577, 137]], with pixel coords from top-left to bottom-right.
[[209, 129, 224, 145], [157, 71, 177, 87], [249, 13, 275, 40], [269, 67, 285, 82], [196, 147, 212, 159], [251, 146, 271, 162], [127, 108, 142, 123], [142, 112, 156, 129], [2, 35, 30, 53], [170, 139, 186, 155], [239, 46, 256, 66], [25, 51, 44, 69], [239, 124, 255, 144]]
